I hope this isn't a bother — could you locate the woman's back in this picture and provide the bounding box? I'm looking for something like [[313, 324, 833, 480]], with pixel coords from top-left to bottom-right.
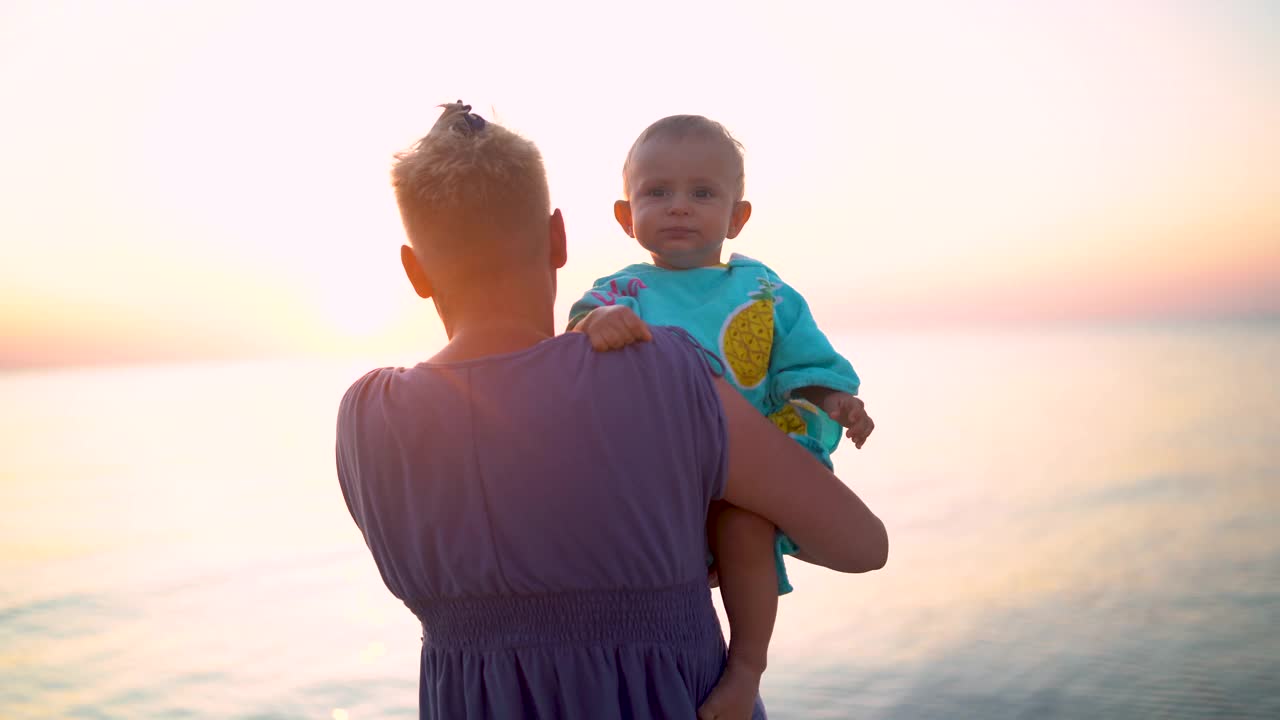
[[337, 328, 746, 718]]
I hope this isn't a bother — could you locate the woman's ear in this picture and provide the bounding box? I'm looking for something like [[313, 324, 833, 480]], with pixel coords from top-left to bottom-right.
[[401, 245, 434, 299], [549, 209, 567, 269]]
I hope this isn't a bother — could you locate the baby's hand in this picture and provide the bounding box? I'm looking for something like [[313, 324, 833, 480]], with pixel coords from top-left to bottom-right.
[[573, 305, 652, 351], [821, 392, 875, 449]]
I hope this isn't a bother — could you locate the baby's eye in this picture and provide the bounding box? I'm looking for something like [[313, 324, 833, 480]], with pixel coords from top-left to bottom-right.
[[646, 187, 669, 198], [692, 188, 714, 199]]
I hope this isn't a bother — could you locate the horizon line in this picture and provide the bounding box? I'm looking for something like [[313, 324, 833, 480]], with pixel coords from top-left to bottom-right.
[[3, 310, 1276, 374]]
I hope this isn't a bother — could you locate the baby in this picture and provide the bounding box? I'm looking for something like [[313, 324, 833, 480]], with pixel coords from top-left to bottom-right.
[[568, 115, 874, 717]]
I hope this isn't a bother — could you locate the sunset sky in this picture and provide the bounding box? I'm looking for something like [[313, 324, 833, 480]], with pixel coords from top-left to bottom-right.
[[2, 0, 1277, 367]]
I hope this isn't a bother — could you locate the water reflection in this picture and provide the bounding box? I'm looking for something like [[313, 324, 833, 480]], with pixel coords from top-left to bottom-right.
[[754, 324, 1280, 718], [2, 325, 1277, 718]]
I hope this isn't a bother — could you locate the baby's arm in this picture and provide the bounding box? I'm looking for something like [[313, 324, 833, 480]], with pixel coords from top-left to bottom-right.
[[767, 273, 873, 448]]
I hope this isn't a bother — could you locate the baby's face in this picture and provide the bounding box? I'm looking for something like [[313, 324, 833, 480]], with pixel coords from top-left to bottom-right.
[[623, 136, 743, 269]]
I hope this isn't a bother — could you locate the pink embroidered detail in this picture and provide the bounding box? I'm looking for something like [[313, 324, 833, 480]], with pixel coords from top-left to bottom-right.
[[590, 278, 648, 306]]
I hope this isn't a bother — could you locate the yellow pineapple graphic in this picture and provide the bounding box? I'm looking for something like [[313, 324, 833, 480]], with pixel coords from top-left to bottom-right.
[[769, 404, 807, 435], [719, 277, 780, 389]]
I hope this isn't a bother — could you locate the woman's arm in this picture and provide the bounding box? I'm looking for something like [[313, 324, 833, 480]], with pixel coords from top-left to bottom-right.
[[715, 378, 888, 573]]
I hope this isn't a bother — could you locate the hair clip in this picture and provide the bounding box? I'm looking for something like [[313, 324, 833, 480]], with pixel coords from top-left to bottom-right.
[[439, 99, 486, 133]]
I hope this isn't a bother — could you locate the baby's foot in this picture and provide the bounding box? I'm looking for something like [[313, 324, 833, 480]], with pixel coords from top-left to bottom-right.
[[697, 660, 762, 720]]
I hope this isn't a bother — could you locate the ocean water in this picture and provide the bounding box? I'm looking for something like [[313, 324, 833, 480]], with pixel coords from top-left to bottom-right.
[[2, 324, 1277, 719]]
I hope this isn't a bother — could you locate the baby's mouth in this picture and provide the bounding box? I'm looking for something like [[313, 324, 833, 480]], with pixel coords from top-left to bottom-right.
[[660, 227, 698, 237]]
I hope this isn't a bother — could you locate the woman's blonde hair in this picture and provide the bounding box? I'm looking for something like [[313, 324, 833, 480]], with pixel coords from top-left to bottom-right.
[[392, 103, 550, 267]]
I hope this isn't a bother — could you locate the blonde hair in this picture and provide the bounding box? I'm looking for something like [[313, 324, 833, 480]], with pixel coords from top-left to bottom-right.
[[392, 103, 550, 268], [622, 114, 746, 200]]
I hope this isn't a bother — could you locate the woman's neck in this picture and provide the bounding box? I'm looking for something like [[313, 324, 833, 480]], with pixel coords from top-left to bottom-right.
[[426, 264, 560, 363], [430, 312, 556, 364]]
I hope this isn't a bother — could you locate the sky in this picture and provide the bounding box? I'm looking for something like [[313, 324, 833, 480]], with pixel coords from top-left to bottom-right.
[[1, 0, 1277, 368]]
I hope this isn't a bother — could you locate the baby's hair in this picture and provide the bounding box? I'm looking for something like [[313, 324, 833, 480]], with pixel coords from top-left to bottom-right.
[[622, 115, 746, 200], [392, 101, 550, 265]]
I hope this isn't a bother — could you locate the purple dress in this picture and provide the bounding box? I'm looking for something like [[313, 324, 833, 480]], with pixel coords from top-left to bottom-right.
[[336, 328, 767, 719]]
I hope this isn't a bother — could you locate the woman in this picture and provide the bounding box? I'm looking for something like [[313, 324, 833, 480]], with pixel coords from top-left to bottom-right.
[[335, 103, 888, 719]]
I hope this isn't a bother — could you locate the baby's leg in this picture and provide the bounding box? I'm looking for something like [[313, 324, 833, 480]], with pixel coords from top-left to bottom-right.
[[701, 502, 777, 717]]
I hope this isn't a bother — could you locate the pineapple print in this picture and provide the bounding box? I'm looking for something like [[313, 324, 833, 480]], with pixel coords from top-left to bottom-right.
[[769, 404, 808, 436], [719, 277, 780, 389]]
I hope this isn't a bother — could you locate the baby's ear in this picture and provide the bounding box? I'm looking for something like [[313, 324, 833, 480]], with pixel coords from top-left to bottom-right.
[[613, 200, 635, 237], [726, 200, 752, 239]]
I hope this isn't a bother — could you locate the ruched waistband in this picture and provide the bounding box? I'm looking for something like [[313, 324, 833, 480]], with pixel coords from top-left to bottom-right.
[[413, 580, 721, 651]]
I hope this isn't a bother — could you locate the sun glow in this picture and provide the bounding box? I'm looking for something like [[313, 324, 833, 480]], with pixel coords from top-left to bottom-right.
[[2, 1, 1276, 367]]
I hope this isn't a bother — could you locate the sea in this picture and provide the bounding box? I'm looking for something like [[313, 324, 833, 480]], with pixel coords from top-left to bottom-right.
[[2, 322, 1277, 719]]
